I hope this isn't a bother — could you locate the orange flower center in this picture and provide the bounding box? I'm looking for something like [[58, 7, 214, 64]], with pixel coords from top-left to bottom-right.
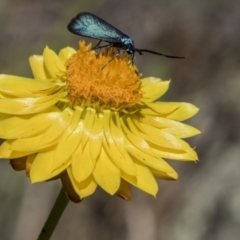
[[65, 41, 142, 110]]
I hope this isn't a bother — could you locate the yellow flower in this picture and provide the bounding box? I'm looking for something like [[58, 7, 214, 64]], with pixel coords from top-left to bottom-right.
[[0, 41, 200, 202]]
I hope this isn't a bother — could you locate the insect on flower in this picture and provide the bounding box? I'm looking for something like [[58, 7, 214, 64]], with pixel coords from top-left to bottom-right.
[[67, 12, 184, 67]]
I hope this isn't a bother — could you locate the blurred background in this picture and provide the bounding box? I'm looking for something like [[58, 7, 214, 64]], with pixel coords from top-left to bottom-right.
[[0, 0, 240, 239]]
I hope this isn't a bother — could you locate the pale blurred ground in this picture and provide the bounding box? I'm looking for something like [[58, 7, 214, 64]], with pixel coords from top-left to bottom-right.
[[0, 0, 240, 240]]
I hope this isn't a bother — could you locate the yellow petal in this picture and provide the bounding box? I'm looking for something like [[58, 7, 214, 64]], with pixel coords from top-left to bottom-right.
[[0, 74, 56, 97], [53, 107, 83, 170], [164, 102, 199, 121], [0, 92, 65, 115], [10, 108, 73, 151], [150, 167, 178, 180], [0, 112, 10, 121], [58, 47, 76, 63], [140, 102, 178, 116], [0, 116, 28, 138], [29, 55, 46, 79], [71, 142, 95, 182], [81, 108, 96, 148], [103, 137, 136, 176], [88, 114, 103, 162], [149, 142, 198, 161], [30, 147, 70, 183], [111, 113, 137, 175], [0, 140, 34, 159], [132, 118, 192, 150], [102, 110, 112, 140], [93, 148, 120, 195], [67, 167, 97, 199], [0, 140, 13, 158], [3, 112, 62, 139], [26, 154, 35, 176], [143, 131, 197, 156], [103, 111, 137, 176], [120, 116, 156, 158], [43, 46, 66, 78], [124, 136, 176, 173], [141, 115, 201, 138], [141, 78, 170, 102], [122, 160, 158, 197], [130, 116, 198, 159], [110, 113, 127, 154], [116, 179, 132, 200]]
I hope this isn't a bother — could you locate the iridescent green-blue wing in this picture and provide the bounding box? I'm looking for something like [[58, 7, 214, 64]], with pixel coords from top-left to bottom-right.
[[67, 12, 129, 43]]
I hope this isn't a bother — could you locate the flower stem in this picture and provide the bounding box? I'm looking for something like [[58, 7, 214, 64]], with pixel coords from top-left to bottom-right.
[[37, 187, 69, 240]]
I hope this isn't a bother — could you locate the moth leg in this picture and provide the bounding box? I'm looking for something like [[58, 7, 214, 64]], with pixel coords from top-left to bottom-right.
[[131, 52, 135, 66], [86, 41, 109, 53], [131, 53, 139, 75], [101, 49, 120, 70], [99, 44, 112, 50], [92, 40, 102, 50], [92, 41, 113, 51]]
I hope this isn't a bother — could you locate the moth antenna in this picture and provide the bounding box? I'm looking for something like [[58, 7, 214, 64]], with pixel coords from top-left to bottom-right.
[[136, 49, 184, 59]]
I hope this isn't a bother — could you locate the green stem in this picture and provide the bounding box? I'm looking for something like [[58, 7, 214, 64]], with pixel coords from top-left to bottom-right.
[[37, 187, 69, 240]]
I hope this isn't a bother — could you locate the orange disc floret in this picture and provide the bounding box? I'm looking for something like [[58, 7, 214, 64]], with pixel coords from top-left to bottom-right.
[[66, 41, 142, 110]]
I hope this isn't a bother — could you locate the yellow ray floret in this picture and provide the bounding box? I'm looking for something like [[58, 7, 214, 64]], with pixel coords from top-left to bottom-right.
[[0, 41, 201, 201]]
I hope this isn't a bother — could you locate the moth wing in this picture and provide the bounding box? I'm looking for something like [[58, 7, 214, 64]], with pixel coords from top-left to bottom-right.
[[67, 12, 129, 43]]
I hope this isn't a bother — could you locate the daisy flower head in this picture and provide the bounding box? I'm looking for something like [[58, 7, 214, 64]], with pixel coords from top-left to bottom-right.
[[0, 41, 200, 202]]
